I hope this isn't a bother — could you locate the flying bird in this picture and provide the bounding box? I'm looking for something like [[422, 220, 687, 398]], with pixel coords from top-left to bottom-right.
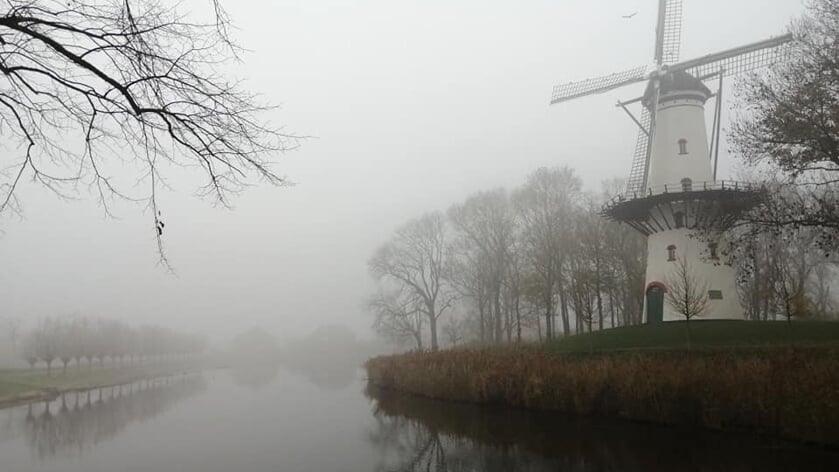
[[622, 12, 638, 19]]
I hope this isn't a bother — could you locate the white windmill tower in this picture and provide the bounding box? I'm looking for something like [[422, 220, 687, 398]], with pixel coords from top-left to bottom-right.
[[550, 0, 793, 323]]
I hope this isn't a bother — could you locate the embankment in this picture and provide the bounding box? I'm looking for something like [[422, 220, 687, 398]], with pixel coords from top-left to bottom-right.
[[0, 361, 206, 408], [365, 347, 839, 446]]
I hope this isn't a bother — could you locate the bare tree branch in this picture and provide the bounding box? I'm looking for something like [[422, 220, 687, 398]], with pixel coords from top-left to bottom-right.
[[0, 0, 298, 263]]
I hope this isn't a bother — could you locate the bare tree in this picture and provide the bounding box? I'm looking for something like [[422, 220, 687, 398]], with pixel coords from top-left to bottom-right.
[[0, 0, 295, 263], [3, 316, 22, 353], [665, 256, 709, 349], [56, 319, 74, 374], [575, 196, 608, 330], [446, 247, 492, 343], [599, 179, 647, 327], [568, 248, 597, 336], [369, 212, 456, 351], [735, 230, 784, 321], [367, 287, 424, 350], [441, 315, 464, 348], [31, 318, 60, 375], [21, 332, 37, 369], [513, 167, 581, 339], [810, 263, 838, 318], [448, 189, 515, 344], [504, 235, 526, 343], [731, 204, 835, 323], [732, 0, 839, 250]]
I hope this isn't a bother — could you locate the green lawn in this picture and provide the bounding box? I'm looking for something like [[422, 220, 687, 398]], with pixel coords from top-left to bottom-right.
[[545, 319, 839, 353], [0, 379, 36, 399], [0, 362, 201, 404]]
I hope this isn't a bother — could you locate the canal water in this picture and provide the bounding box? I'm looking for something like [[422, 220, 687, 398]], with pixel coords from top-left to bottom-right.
[[0, 364, 836, 471]]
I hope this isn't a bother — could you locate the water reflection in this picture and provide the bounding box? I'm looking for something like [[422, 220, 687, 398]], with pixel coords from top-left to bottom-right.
[[20, 375, 206, 460], [229, 360, 281, 390], [281, 361, 357, 390], [228, 353, 358, 391], [365, 384, 839, 472]]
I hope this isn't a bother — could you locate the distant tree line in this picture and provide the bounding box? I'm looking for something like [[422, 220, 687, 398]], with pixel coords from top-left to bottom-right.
[[367, 167, 647, 350], [21, 317, 206, 375]]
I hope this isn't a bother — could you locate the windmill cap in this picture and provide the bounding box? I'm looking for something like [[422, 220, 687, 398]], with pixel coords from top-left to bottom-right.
[[643, 70, 712, 108]]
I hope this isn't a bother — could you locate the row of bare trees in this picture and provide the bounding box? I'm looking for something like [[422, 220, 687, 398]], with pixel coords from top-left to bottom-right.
[[21, 317, 206, 375], [368, 179, 838, 352], [729, 215, 838, 322], [367, 167, 647, 350]]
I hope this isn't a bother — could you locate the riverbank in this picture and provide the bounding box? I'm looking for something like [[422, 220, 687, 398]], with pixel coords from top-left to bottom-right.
[[0, 361, 207, 408], [365, 322, 839, 446]]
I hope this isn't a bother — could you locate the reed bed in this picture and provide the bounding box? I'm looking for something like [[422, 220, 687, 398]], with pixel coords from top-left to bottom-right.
[[365, 347, 839, 445]]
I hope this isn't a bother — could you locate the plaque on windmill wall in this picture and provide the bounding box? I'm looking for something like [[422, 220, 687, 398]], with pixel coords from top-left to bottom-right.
[[708, 290, 723, 300]]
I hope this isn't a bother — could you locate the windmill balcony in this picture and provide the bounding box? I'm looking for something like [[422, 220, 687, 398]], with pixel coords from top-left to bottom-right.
[[601, 180, 765, 236]]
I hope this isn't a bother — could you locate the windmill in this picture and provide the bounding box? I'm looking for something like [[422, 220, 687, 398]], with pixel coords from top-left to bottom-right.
[[549, 0, 793, 323]]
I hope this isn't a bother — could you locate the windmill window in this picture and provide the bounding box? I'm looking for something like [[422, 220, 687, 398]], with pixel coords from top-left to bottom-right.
[[681, 178, 693, 192], [678, 139, 688, 155], [674, 212, 685, 229], [667, 245, 677, 261], [709, 242, 719, 260]]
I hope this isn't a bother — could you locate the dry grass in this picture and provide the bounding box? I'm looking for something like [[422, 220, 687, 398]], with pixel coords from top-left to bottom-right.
[[365, 346, 839, 445]]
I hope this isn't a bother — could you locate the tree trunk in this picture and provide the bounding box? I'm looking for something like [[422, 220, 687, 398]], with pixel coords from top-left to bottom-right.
[[544, 295, 553, 340], [558, 278, 571, 336], [505, 304, 513, 343], [428, 314, 439, 351], [595, 262, 604, 331], [478, 301, 486, 344], [494, 289, 502, 344]]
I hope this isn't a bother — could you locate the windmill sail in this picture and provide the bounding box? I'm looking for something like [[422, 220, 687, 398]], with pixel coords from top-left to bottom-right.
[[654, 0, 684, 65], [625, 108, 651, 195], [550, 66, 648, 104], [672, 33, 794, 78]]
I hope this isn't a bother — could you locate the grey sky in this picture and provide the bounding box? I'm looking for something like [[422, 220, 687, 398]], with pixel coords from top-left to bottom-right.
[[0, 0, 805, 343]]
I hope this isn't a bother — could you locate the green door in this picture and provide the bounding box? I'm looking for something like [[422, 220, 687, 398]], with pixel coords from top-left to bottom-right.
[[646, 286, 664, 324]]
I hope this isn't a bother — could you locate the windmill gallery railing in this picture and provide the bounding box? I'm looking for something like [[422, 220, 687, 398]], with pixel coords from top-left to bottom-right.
[[602, 180, 765, 213], [600, 180, 766, 234]]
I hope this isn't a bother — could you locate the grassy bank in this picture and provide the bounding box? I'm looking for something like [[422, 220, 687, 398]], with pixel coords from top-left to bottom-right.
[[0, 362, 204, 407], [546, 320, 839, 353], [365, 322, 839, 446]]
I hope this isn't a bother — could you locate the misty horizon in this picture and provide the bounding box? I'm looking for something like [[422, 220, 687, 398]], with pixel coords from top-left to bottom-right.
[[0, 0, 803, 344]]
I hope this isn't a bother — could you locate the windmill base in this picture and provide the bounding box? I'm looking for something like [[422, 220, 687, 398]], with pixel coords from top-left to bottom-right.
[[643, 229, 743, 323]]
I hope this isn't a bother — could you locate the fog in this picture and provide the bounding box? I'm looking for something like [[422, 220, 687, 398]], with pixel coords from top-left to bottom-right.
[[0, 0, 803, 343]]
